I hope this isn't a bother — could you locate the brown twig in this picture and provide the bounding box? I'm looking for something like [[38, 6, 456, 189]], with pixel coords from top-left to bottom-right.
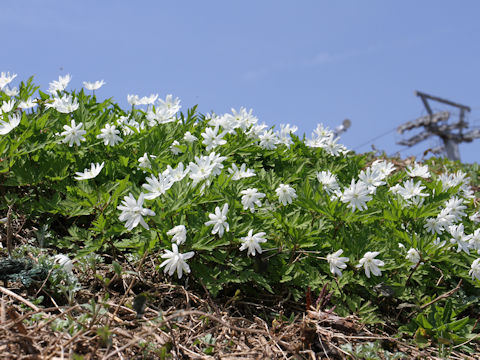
[[0, 286, 40, 312], [419, 279, 462, 311], [6, 205, 13, 256]]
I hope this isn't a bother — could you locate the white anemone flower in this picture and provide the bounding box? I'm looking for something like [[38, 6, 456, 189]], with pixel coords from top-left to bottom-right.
[[0, 113, 21, 135], [228, 163, 255, 180], [406, 248, 421, 268], [448, 224, 471, 254], [74, 162, 105, 180], [54, 254, 74, 273], [142, 173, 174, 200], [3, 86, 19, 97], [97, 124, 123, 146], [160, 244, 194, 279], [48, 74, 72, 93], [0, 72, 17, 90], [117, 193, 155, 231], [317, 170, 340, 194], [356, 251, 384, 278], [138, 153, 153, 170], [184, 131, 198, 143], [406, 163, 431, 178], [18, 98, 37, 110], [201, 126, 227, 151], [469, 259, 480, 281], [327, 249, 349, 277], [240, 188, 266, 213], [341, 179, 372, 212], [1, 99, 15, 113], [60, 120, 86, 147], [167, 225, 187, 245], [205, 204, 229, 237], [239, 230, 267, 256], [83, 80, 106, 91], [275, 184, 297, 205]]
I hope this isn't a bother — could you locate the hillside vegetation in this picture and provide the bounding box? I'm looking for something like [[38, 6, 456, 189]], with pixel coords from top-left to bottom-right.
[[1, 73, 480, 358]]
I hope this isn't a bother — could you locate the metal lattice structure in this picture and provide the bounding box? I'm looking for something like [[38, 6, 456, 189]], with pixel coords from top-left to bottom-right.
[[397, 91, 480, 161]]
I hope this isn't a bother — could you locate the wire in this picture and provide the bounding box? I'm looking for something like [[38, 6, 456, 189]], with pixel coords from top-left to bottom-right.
[[353, 104, 478, 154], [353, 127, 398, 150]]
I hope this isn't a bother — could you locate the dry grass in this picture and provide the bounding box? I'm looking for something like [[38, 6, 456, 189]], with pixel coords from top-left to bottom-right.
[[1, 256, 478, 360]]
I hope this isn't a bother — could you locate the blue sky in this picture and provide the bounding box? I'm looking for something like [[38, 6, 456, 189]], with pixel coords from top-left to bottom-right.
[[2, 1, 480, 163]]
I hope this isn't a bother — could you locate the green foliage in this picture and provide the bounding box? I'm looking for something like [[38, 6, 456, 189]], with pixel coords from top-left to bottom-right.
[[2, 76, 480, 351]]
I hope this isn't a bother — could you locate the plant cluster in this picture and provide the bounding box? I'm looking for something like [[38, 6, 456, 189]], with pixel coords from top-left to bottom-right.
[[1, 73, 480, 350]]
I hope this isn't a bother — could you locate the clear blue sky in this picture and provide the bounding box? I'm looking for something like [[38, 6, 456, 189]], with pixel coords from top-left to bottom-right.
[[2, 1, 480, 163]]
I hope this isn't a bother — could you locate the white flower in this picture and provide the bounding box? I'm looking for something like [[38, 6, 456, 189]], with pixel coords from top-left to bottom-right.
[[247, 123, 268, 138], [188, 155, 214, 185], [327, 249, 349, 277], [470, 212, 480, 223], [142, 173, 174, 200], [396, 179, 428, 201], [226, 107, 258, 132], [316, 170, 340, 194], [74, 162, 105, 180], [240, 188, 266, 213], [160, 243, 194, 279], [208, 152, 227, 176], [228, 163, 256, 180], [433, 237, 447, 248], [437, 208, 455, 228], [54, 254, 74, 273], [358, 167, 385, 194], [0, 72, 17, 90], [371, 160, 395, 179], [170, 140, 182, 155], [258, 129, 279, 150], [83, 80, 106, 91], [305, 124, 348, 156], [127, 94, 141, 106], [356, 251, 384, 278], [184, 131, 197, 143], [205, 204, 229, 237], [406, 163, 431, 178], [48, 74, 72, 94], [277, 124, 298, 147], [138, 153, 153, 170], [449, 224, 471, 254], [167, 225, 187, 245], [1, 100, 15, 113], [424, 217, 446, 235], [202, 126, 227, 151], [0, 113, 21, 135], [46, 94, 79, 113], [140, 94, 158, 106], [275, 184, 297, 205], [467, 229, 480, 254], [117, 193, 156, 231], [469, 258, 480, 281], [444, 197, 467, 221], [157, 94, 181, 116], [117, 116, 144, 135], [239, 230, 267, 256], [163, 162, 189, 183], [60, 120, 86, 147], [341, 179, 372, 212], [3, 86, 18, 97], [406, 248, 421, 268], [97, 124, 123, 146], [18, 98, 36, 110]]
